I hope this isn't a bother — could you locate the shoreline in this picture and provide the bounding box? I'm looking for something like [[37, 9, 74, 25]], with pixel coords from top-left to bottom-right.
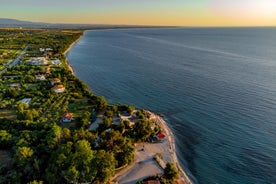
[[64, 35, 193, 184], [63, 35, 83, 56], [147, 111, 193, 184], [63, 35, 83, 75]]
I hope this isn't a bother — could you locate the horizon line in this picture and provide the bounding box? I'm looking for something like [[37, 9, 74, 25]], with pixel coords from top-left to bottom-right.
[[1, 17, 276, 28]]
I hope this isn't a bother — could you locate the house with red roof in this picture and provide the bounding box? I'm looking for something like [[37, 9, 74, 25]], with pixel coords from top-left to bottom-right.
[[52, 84, 65, 93], [50, 78, 61, 86], [62, 113, 73, 123], [157, 133, 166, 140]]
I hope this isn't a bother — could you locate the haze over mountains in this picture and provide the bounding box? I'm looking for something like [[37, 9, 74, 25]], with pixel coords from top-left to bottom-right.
[[0, 18, 163, 29], [0, 18, 34, 25]]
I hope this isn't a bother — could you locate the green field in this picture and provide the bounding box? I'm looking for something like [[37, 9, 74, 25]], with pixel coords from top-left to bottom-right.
[[0, 109, 17, 119]]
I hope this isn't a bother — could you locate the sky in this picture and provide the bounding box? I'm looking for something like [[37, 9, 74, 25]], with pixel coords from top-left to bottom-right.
[[0, 0, 276, 26]]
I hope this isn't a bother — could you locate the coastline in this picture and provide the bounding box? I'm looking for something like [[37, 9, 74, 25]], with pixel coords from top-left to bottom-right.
[[64, 35, 193, 184], [63, 34, 83, 75], [63, 35, 83, 56], [148, 111, 193, 184]]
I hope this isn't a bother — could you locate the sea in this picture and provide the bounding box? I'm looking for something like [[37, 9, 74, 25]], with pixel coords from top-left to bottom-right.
[[67, 28, 276, 184]]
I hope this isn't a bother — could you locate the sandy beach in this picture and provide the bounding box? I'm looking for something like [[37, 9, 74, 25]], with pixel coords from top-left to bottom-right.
[[114, 111, 193, 184], [63, 35, 82, 56], [149, 111, 193, 184], [64, 35, 83, 74]]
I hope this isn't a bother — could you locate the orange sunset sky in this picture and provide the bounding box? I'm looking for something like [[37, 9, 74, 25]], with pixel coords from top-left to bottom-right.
[[0, 0, 276, 26]]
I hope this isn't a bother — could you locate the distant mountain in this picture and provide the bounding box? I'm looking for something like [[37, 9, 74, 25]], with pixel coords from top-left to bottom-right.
[[0, 18, 35, 25], [0, 18, 49, 28], [0, 18, 173, 29]]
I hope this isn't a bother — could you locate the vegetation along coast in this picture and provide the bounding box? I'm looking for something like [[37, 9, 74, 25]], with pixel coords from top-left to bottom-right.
[[0, 28, 192, 184], [63, 31, 83, 75]]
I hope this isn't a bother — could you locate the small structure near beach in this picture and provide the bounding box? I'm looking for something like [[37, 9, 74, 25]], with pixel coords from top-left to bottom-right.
[[150, 133, 166, 142], [50, 78, 61, 86], [20, 98, 32, 105], [172, 178, 185, 184], [62, 113, 73, 123], [157, 133, 166, 140], [35, 74, 46, 81], [26, 57, 49, 66], [10, 83, 21, 88], [44, 67, 51, 74], [52, 84, 65, 93], [50, 59, 61, 66]]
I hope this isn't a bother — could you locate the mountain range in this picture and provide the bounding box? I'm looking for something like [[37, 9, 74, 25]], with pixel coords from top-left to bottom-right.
[[0, 18, 164, 29]]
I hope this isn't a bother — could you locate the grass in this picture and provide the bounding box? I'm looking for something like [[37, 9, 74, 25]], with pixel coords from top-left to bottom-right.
[[0, 58, 11, 65], [68, 98, 93, 118], [0, 109, 17, 119]]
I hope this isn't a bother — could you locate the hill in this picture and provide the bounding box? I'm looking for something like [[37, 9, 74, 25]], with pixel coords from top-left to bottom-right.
[[0, 18, 34, 25]]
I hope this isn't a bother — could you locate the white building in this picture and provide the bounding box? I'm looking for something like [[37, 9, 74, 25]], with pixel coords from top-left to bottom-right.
[[35, 74, 46, 81], [20, 98, 32, 105]]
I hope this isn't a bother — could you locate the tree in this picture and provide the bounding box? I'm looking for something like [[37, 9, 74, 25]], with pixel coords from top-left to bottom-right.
[[96, 96, 107, 111], [63, 166, 79, 183], [105, 110, 114, 118], [63, 140, 97, 183], [136, 110, 146, 119], [80, 111, 91, 128], [31, 109, 39, 119], [94, 150, 116, 183], [127, 105, 135, 114], [5, 88, 19, 98], [116, 139, 134, 166], [123, 120, 131, 129], [164, 162, 179, 181], [115, 121, 125, 133], [24, 75, 36, 83], [133, 120, 153, 141], [16, 146, 34, 160], [17, 102, 29, 112], [62, 128, 71, 141], [15, 146, 34, 167], [45, 124, 62, 149], [27, 180, 43, 184], [25, 110, 33, 121], [0, 130, 13, 148]]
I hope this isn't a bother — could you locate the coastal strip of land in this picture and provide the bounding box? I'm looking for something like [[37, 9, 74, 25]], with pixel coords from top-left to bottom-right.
[[149, 111, 193, 184], [63, 35, 82, 56], [64, 34, 83, 74], [112, 110, 193, 184], [65, 33, 193, 184]]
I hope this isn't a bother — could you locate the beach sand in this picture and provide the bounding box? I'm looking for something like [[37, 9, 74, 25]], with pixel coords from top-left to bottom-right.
[[149, 111, 193, 184], [64, 35, 83, 75], [114, 111, 193, 184]]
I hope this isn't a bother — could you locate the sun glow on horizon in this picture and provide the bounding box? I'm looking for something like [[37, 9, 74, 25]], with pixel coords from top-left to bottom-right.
[[210, 0, 276, 25], [0, 0, 276, 26]]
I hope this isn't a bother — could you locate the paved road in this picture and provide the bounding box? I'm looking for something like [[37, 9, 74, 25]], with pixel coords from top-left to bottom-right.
[[0, 44, 30, 74], [9, 44, 30, 67]]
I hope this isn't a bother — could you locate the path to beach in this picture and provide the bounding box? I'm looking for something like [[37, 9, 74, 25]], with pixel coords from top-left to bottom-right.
[[115, 143, 163, 184], [113, 111, 192, 184]]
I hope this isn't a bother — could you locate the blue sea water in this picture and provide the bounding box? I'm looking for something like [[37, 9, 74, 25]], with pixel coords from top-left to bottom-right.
[[67, 28, 276, 184]]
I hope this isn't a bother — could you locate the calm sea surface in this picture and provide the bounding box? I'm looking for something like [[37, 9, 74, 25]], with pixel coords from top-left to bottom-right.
[[67, 28, 276, 184]]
